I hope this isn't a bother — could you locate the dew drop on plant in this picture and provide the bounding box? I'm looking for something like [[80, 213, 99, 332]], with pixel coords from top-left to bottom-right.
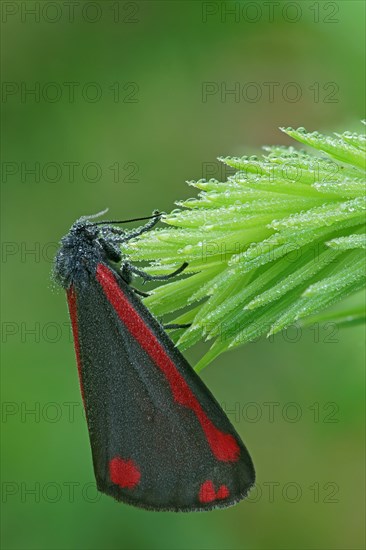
[[184, 198, 197, 205]]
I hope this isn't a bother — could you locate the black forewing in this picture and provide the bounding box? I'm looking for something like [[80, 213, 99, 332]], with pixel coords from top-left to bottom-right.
[[71, 262, 255, 511]]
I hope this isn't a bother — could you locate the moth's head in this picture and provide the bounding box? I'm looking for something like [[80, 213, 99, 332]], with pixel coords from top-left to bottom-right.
[[53, 219, 103, 289], [69, 219, 100, 241]]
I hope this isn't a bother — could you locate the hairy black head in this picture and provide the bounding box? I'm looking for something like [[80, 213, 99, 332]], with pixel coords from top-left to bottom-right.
[[54, 212, 164, 291], [54, 218, 122, 290]]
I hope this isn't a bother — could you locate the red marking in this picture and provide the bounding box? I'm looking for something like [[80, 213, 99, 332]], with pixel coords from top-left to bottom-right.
[[109, 456, 141, 489], [96, 264, 240, 463], [198, 480, 230, 503], [67, 286, 85, 404]]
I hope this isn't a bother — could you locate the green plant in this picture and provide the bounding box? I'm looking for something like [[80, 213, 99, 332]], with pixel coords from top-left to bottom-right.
[[122, 125, 366, 371]]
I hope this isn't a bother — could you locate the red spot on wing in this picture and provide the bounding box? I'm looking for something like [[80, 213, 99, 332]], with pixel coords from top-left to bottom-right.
[[216, 484, 230, 499], [109, 457, 141, 489], [96, 263, 240, 463], [199, 480, 230, 503], [67, 286, 85, 404]]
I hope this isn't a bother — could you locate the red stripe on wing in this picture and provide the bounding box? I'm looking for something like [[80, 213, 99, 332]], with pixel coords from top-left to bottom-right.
[[96, 263, 240, 463], [67, 286, 85, 405]]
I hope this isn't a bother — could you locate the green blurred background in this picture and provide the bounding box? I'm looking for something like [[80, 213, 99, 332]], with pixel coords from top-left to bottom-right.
[[2, 1, 365, 549]]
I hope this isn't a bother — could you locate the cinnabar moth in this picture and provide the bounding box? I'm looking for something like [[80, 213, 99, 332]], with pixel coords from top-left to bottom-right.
[[54, 211, 255, 511]]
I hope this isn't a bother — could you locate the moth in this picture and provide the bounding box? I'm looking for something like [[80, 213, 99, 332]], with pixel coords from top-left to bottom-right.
[[54, 212, 255, 511]]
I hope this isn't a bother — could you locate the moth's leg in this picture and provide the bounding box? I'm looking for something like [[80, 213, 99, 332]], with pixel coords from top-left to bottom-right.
[[131, 287, 151, 297], [120, 262, 133, 285], [129, 262, 189, 283], [163, 323, 192, 330], [113, 211, 162, 244], [118, 263, 151, 297], [119, 259, 188, 295], [99, 237, 122, 262]]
